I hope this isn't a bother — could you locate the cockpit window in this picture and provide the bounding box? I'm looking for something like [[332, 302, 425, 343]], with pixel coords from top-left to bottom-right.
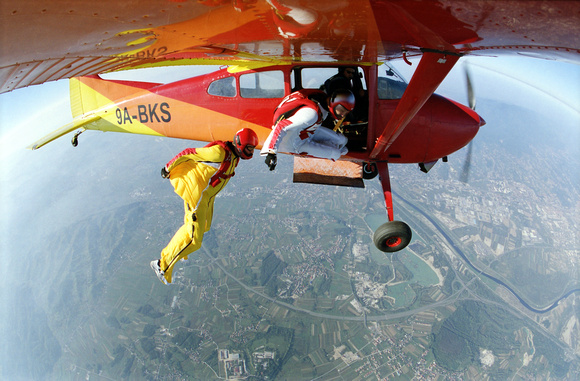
[[299, 67, 367, 92], [208, 77, 236, 97], [301, 68, 338, 89], [377, 66, 407, 100], [240, 71, 284, 98]]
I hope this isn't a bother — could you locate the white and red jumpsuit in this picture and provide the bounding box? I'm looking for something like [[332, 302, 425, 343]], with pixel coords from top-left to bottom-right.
[[260, 89, 348, 160], [159, 141, 239, 283]]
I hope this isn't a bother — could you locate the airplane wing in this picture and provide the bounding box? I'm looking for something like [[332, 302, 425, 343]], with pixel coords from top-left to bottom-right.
[[2, 0, 579, 93]]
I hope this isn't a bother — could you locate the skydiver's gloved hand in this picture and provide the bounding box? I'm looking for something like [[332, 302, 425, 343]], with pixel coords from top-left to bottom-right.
[[265, 153, 277, 171], [161, 167, 170, 179]]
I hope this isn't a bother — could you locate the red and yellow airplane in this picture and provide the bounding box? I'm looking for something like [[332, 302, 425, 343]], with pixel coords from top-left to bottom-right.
[[2, 0, 579, 252]]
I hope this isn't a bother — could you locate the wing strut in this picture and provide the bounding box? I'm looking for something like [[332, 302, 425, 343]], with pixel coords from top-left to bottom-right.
[[377, 161, 394, 222], [370, 51, 460, 159]]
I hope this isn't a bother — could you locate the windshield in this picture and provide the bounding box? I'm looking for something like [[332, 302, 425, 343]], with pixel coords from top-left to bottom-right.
[[377, 64, 408, 100]]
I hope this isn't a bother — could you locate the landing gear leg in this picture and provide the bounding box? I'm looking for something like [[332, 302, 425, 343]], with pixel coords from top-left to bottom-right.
[[373, 162, 412, 252]]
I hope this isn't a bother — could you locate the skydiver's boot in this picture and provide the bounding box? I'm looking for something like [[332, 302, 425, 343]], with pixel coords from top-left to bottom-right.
[[150, 260, 168, 285]]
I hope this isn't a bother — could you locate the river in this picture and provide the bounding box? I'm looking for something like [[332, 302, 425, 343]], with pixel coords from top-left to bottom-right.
[[394, 191, 580, 314]]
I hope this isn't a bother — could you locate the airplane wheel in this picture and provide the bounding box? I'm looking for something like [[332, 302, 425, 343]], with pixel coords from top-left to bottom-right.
[[373, 221, 412, 252], [362, 162, 378, 179]]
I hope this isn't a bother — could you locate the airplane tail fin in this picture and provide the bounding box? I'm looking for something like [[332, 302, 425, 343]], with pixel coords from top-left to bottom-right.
[[70, 76, 98, 119], [29, 76, 163, 150], [69, 75, 160, 118]]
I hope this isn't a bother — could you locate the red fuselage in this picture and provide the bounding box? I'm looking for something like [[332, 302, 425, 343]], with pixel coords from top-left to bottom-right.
[[58, 63, 483, 165]]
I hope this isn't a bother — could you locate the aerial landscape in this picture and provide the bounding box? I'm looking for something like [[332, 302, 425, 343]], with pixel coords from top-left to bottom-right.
[[1, 59, 579, 380]]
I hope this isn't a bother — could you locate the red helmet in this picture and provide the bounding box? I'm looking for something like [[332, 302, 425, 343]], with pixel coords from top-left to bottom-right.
[[328, 90, 355, 120], [233, 128, 259, 159]]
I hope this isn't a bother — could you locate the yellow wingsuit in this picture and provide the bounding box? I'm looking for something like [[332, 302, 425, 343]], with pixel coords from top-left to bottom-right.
[[160, 141, 239, 283]]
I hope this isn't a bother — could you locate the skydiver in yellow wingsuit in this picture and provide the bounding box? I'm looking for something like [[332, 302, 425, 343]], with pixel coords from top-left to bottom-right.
[[150, 128, 259, 284]]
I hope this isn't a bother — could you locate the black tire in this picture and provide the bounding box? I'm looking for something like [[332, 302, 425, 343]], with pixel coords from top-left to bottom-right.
[[373, 221, 412, 252], [362, 162, 378, 179]]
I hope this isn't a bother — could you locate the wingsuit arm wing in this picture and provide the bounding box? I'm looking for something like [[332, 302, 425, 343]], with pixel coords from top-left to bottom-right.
[[165, 145, 226, 172], [261, 107, 319, 155]]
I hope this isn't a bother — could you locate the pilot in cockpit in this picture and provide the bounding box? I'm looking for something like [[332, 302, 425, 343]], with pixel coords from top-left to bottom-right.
[[322, 67, 368, 122]]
